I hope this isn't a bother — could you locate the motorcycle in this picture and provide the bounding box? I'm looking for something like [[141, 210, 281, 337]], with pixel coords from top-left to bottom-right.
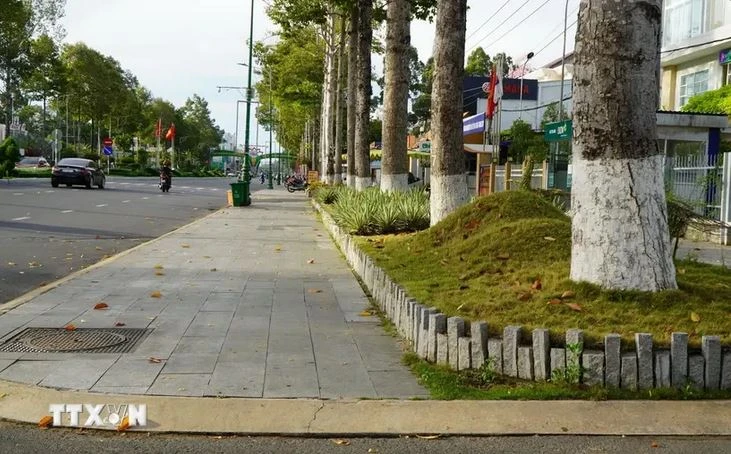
[[284, 175, 308, 193], [159, 172, 171, 192]]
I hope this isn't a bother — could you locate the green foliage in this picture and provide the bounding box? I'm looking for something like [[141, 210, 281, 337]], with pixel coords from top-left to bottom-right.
[[550, 342, 584, 385], [0, 138, 21, 177], [330, 186, 430, 235], [314, 186, 340, 205], [507, 119, 549, 191], [681, 84, 731, 114]]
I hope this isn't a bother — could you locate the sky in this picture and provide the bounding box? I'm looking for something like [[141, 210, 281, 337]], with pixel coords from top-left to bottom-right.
[[60, 0, 580, 150]]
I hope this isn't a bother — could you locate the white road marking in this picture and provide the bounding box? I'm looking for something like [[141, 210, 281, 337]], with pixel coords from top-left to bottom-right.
[[61, 210, 73, 213], [12, 216, 30, 221], [45, 190, 54, 193], [96, 204, 108, 207], [13, 193, 23, 196], [122, 200, 130, 203], [142, 197, 149, 200], [119, 182, 130, 185]]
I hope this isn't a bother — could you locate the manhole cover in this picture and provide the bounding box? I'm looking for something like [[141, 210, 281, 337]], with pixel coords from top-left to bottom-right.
[[0, 328, 151, 353], [23, 330, 127, 352]]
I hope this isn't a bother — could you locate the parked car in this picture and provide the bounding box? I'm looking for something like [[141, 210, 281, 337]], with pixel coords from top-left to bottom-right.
[[16, 156, 49, 168], [51, 158, 106, 189]]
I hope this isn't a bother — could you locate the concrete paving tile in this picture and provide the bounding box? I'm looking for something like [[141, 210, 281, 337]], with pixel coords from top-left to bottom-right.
[[94, 357, 165, 388], [147, 373, 210, 396], [0, 352, 24, 360], [173, 336, 225, 354], [369, 369, 429, 399], [263, 363, 320, 398], [39, 357, 119, 390], [90, 386, 150, 394], [201, 295, 241, 312], [161, 353, 218, 374], [184, 312, 234, 336], [0, 360, 59, 385], [0, 359, 16, 373], [206, 362, 265, 397]]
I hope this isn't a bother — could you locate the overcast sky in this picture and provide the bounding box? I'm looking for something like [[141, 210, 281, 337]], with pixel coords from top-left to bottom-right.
[[60, 0, 579, 148]]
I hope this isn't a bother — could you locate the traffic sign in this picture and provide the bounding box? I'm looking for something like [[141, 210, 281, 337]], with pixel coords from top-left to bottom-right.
[[102, 145, 114, 156], [103, 137, 113, 146]]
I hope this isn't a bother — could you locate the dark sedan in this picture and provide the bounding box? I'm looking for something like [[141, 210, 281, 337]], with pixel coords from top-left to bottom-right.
[[51, 158, 106, 189]]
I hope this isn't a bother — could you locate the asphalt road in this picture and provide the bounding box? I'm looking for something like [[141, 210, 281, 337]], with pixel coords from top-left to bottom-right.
[[0, 176, 257, 304], [0, 420, 729, 454]]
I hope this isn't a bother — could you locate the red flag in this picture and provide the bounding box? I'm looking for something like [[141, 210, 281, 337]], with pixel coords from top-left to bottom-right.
[[154, 118, 162, 138], [165, 123, 175, 140], [486, 66, 498, 120]]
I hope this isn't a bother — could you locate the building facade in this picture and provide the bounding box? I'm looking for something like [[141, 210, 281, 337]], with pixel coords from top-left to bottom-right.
[[661, 0, 731, 110]]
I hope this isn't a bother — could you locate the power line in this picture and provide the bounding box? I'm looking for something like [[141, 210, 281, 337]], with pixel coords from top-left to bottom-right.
[[465, 0, 512, 42], [479, 0, 555, 56], [527, 5, 579, 61], [661, 36, 731, 53], [501, 95, 573, 112], [531, 18, 578, 64], [467, 0, 535, 54]]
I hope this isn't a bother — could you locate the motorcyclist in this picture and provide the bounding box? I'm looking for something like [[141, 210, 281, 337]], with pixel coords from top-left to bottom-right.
[[161, 160, 172, 189], [260, 172, 265, 184]]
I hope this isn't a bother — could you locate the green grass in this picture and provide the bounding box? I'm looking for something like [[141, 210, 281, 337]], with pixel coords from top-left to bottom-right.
[[403, 352, 731, 400], [355, 191, 731, 348]]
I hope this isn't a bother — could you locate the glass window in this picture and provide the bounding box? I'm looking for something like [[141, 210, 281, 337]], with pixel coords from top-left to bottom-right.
[[663, 0, 706, 46], [679, 70, 709, 106]]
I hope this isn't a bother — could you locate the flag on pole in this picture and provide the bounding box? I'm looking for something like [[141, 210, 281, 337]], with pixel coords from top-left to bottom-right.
[[154, 118, 162, 138], [486, 65, 503, 119], [165, 123, 175, 140]]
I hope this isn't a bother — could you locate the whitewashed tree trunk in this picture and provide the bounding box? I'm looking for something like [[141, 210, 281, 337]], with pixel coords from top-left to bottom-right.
[[381, 0, 410, 192], [346, 6, 357, 188], [354, 0, 373, 191], [430, 0, 469, 225], [571, 0, 677, 291], [334, 13, 346, 185]]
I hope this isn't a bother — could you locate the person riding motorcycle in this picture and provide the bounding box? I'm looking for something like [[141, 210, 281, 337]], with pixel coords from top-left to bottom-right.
[[160, 160, 172, 191], [260, 172, 266, 184]]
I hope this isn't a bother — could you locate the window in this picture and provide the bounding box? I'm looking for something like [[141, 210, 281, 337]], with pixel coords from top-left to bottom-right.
[[663, 0, 706, 46], [679, 69, 709, 106]]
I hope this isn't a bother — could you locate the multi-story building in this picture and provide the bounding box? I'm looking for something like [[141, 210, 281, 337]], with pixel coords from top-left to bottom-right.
[[661, 0, 731, 110]]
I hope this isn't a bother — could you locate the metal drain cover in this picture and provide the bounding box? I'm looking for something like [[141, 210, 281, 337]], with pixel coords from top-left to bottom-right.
[[0, 328, 151, 353], [22, 330, 127, 352]]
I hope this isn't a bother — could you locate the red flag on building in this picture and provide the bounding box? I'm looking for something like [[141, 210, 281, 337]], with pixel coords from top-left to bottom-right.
[[154, 118, 162, 138], [486, 65, 500, 120], [165, 123, 175, 140]]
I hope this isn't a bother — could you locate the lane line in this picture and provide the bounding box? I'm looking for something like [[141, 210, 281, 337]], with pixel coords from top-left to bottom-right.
[[11, 216, 30, 221], [96, 204, 108, 207], [13, 193, 23, 196], [122, 200, 130, 203], [61, 210, 73, 213]]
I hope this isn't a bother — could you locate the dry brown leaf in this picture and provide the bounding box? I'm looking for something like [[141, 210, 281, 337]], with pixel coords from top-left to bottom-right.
[[64, 324, 76, 331], [331, 439, 351, 446], [677, 268, 686, 275], [496, 253, 510, 260], [543, 236, 556, 241], [95, 246, 102, 251], [93, 302, 109, 310], [274, 246, 282, 252], [690, 312, 701, 323], [415, 434, 441, 440], [531, 279, 542, 290], [565, 302, 583, 312], [547, 298, 562, 305], [181, 244, 191, 248], [307, 259, 315, 264], [561, 290, 575, 299], [154, 264, 164, 269], [150, 290, 162, 298], [117, 416, 130, 432], [148, 357, 162, 363], [307, 289, 323, 294], [114, 322, 126, 327], [210, 268, 217, 272], [358, 310, 373, 317], [155, 271, 165, 276], [38, 415, 53, 428], [651, 441, 659, 448]]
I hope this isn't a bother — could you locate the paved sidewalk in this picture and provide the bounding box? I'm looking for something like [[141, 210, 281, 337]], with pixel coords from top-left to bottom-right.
[[0, 187, 426, 399]]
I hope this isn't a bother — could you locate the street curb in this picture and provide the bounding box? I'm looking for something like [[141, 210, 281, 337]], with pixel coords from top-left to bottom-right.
[[0, 208, 226, 314], [0, 380, 729, 435]]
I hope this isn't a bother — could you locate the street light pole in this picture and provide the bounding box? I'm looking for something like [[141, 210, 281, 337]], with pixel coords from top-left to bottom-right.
[[558, 0, 569, 121], [240, 0, 255, 205], [267, 69, 273, 189], [519, 51, 534, 121]]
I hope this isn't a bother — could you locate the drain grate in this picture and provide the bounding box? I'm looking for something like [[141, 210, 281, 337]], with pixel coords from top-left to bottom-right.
[[0, 328, 151, 353]]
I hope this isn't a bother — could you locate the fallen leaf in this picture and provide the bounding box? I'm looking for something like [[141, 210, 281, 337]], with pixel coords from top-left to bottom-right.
[[439, 259, 448, 265], [38, 415, 53, 428], [496, 253, 510, 260], [148, 357, 162, 363], [114, 322, 126, 327], [677, 268, 686, 275], [95, 246, 102, 251], [544, 236, 556, 241], [155, 271, 165, 276], [459, 284, 469, 290], [331, 439, 351, 446], [154, 265, 164, 269], [7, 262, 16, 266], [456, 303, 466, 311], [64, 324, 76, 331], [651, 441, 659, 448], [93, 302, 109, 310], [150, 290, 162, 298], [565, 302, 583, 312], [517, 293, 532, 302], [531, 279, 542, 290], [307, 259, 315, 264], [547, 298, 562, 305], [690, 312, 701, 323], [117, 416, 130, 432], [358, 310, 373, 317], [210, 268, 217, 272], [181, 244, 190, 248], [307, 289, 322, 294], [0, 393, 7, 398], [274, 246, 282, 251], [561, 290, 575, 299], [415, 434, 441, 440]]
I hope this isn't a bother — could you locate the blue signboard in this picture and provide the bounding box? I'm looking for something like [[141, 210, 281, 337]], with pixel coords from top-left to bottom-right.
[[102, 145, 113, 156], [720, 49, 731, 64], [463, 113, 485, 136]]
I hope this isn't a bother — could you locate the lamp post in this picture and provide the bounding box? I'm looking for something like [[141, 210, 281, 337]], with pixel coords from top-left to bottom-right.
[[519, 51, 534, 121], [267, 69, 273, 189], [240, 0, 255, 205], [558, 0, 570, 121]]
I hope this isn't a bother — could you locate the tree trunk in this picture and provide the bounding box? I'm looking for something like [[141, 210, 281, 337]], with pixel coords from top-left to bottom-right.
[[571, 0, 676, 291], [321, 11, 338, 184], [334, 12, 346, 185], [381, 0, 411, 192], [430, 0, 469, 225], [354, 0, 373, 191], [346, 6, 358, 188]]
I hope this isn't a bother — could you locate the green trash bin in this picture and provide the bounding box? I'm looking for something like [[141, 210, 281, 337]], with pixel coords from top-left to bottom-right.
[[230, 181, 251, 206]]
